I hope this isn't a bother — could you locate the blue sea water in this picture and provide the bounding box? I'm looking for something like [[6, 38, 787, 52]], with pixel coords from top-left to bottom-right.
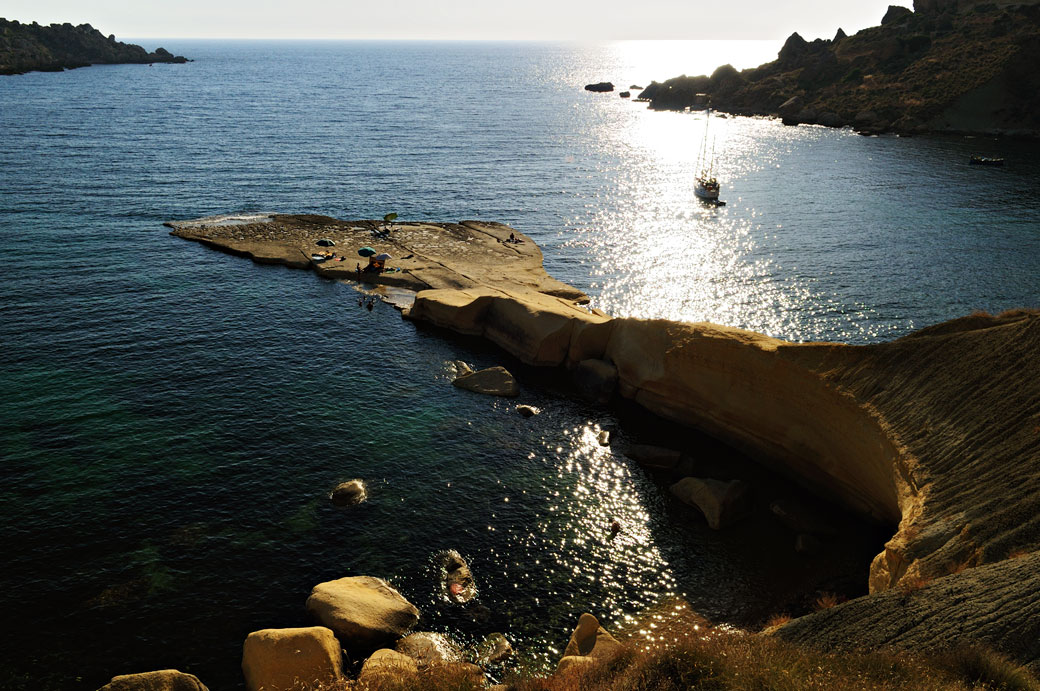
[[1, 41, 1039, 689]]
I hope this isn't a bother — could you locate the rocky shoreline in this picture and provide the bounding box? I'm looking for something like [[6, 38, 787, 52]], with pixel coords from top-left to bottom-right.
[[623, 0, 1040, 137], [158, 214, 1039, 688], [0, 18, 188, 76]]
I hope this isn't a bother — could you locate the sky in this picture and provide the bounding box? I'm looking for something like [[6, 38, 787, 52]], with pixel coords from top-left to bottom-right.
[[3, 0, 914, 41]]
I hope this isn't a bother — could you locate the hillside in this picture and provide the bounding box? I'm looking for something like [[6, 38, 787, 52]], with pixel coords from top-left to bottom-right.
[[638, 1, 1040, 136], [0, 18, 187, 75]]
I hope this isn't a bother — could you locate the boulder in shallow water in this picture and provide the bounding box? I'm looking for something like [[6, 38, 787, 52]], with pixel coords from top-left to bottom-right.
[[584, 82, 614, 92], [670, 477, 750, 529], [516, 404, 540, 417], [625, 443, 681, 470], [452, 366, 519, 397], [306, 576, 419, 652], [329, 479, 367, 507], [241, 627, 342, 691], [557, 613, 622, 673], [395, 632, 462, 665], [475, 632, 513, 665], [438, 550, 477, 603], [98, 670, 208, 691]]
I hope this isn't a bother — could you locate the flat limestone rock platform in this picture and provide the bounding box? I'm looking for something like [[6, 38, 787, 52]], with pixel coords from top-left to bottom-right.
[[166, 213, 588, 303]]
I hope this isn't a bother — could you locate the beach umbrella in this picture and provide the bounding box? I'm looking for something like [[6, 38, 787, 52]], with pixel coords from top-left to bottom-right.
[[358, 246, 376, 257], [316, 238, 336, 246], [374, 253, 392, 261]]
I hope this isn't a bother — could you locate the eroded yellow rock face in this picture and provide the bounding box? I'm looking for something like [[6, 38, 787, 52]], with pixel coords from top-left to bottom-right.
[[404, 284, 1040, 595]]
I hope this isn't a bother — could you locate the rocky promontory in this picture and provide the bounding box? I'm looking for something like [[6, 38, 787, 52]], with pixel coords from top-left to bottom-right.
[[170, 213, 1039, 676], [637, 0, 1040, 136], [167, 213, 590, 303], [0, 18, 188, 75]]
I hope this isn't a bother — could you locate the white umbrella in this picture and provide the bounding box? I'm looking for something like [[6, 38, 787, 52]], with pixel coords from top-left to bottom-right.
[[373, 253, 392, 261]]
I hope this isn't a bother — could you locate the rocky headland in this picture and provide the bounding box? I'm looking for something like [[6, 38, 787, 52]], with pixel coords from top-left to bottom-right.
[[165, 213, 1039, 686], [0, 18, 188, 76], [634, 0, 1040, 136]]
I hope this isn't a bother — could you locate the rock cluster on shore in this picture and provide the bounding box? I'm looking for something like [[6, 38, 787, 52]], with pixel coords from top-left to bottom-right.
[[167, 213, 1040, 678], [634, 0, 1040, 136], [0, 18, 188, 75]]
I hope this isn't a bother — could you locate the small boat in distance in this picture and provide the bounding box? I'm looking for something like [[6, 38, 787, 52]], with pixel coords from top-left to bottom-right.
[[694, 109, 722, 202], [970, 155, 1005, 166]]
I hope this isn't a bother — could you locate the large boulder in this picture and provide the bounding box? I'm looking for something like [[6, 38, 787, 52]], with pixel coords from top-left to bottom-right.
[[670, 477, 750, 529], [98, 670, 207, 691], [584, 82, 614, 92], [452, 366, 519, 397], [571, 358, 618, 403], [241, 627, 343, 691], [305, 576, 419, 652]]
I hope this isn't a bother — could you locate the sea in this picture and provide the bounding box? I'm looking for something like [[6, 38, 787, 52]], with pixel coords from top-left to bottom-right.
[[1, 40, 1038, 690]]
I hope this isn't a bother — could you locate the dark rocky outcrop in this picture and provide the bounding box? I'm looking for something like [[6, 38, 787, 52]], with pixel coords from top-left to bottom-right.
[[0, 18, 188, 75], [584, 81, 614, 92], [637, 3, 1040, 136]]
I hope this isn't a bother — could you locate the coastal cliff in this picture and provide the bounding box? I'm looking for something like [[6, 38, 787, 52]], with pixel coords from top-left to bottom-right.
[[637, 1, 1040, 136], [172, 214, 1039, 673], [0, 18, 187, 75]]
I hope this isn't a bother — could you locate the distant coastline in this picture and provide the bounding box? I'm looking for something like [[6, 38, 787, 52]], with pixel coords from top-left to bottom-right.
[[629, 0, 1040, 137], [0, 18, 188, 75]]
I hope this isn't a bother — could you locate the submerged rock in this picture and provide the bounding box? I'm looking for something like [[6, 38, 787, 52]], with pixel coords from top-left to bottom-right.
[[516, 404, 540, 417], [670, 477, 750, 529], [241, 627, 342, 691], [438, 550, 477, 603], [452, 366, 519, 397], [329, 479, 367, 507]]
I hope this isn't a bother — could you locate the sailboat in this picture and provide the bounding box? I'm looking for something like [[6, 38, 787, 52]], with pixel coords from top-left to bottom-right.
[[694, 109, 721, 201]]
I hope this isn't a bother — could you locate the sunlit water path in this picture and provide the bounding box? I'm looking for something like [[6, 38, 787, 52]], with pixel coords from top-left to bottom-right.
[[1, 41, 1038, 689]]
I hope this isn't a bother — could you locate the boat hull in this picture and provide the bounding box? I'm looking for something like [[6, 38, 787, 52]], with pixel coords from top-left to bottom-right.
[[694, 185, 719, 200]]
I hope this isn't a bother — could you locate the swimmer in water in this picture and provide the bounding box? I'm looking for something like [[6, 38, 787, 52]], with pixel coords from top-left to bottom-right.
[[609, 520, 622, 540]]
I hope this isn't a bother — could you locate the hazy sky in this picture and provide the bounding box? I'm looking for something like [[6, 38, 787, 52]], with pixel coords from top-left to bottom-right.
[[4, 1, 914, 41]]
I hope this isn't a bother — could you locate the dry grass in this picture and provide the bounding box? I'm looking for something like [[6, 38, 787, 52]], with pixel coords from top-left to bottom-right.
[[763, 613, 792, 630], [300, 631, 1040, 691], [504, 630, 1040, 691], [813, 592, 843, 611]]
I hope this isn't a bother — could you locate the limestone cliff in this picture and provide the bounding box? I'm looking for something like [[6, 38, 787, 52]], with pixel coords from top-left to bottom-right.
[[0, 18, 188, 75], [406, 289, 1039, 601], [637, 3, 1040, 135]]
